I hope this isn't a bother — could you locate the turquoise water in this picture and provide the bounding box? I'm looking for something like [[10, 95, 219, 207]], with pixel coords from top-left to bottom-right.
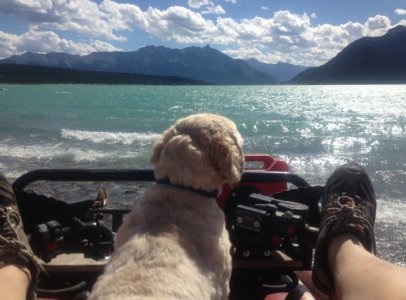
[[0, 84, 405, 265]]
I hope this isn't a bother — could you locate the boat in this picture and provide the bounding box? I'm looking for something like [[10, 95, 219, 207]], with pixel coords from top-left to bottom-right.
[[11, 155, 328, 300]]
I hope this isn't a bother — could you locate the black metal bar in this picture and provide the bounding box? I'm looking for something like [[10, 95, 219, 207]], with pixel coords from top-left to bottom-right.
[[13, 169, 156, 191], [241, 171, 309, 187], [13, 169, 309, 191]]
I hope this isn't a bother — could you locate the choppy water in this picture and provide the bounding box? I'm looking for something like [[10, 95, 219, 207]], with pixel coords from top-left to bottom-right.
[[0, 84, 405, 265]]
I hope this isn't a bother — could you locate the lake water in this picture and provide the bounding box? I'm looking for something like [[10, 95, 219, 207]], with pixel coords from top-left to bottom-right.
[[0, 84, 405, 265]]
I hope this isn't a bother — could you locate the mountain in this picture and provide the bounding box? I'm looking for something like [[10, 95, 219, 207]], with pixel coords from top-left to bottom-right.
[[245, 58, 309, 82], [291, 25, 406, 84], [0, 46, 277, 85], [0, 64, 207, 85]]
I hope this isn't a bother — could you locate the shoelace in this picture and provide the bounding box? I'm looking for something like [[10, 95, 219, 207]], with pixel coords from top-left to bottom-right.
[[0, 206, 30, 255], [0, 206, 44, 272], [322, 193, 376, 253]]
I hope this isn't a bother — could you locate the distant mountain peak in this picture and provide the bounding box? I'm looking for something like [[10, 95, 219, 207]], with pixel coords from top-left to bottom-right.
[[245, 58, 309, 82], [291, 25, 406, 84], [386, 24, 406, 35]]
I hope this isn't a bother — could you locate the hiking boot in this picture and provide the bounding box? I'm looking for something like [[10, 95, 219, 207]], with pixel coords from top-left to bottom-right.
[[312, 163, 376, 295], [0, 174, 43, 300]]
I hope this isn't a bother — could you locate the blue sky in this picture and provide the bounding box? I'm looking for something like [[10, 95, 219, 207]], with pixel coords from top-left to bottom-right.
[[0, 0, 405, 66]]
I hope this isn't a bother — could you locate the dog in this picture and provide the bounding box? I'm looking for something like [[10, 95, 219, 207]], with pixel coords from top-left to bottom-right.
[[89, 113, 244, 300]]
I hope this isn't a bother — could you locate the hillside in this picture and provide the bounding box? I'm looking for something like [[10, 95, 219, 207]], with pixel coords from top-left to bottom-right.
[[246, 58, 309, 82], [0, 46, 277, 85], [0, 64, 207, 85], [291, 25, 406, 84]]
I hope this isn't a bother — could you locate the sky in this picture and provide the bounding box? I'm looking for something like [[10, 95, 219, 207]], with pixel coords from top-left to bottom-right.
[[0, 0, 405, 66]]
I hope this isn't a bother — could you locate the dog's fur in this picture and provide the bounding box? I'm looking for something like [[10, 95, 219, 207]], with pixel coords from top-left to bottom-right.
[[89, 113, 244, 300]]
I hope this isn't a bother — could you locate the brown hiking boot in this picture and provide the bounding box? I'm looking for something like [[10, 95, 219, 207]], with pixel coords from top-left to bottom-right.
[[312, 163, 376, 296], [0, 174, 43, 300]]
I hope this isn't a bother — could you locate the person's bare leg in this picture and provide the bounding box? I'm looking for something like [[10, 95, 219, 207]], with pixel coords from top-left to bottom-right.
[[312, 163, 406, 298], [328, 233, 406, 300], [0, 265, 30, 300]]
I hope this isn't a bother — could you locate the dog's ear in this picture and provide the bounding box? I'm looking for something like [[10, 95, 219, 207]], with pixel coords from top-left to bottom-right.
[[150, 127, 177, 164], [208, 133, 244, 184], [151, 129, 204, 167], [163, 134, 204, 164], [150, 136, 165, 165]]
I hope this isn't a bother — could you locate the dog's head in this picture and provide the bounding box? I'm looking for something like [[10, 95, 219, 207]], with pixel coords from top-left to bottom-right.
[[150, 113, 244, 194]]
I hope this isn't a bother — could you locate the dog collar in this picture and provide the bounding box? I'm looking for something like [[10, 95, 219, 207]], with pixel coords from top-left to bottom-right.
[[156, 178, 218, 198]]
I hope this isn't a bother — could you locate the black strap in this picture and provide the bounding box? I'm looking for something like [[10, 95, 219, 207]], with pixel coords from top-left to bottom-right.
[[156, 177, 218, 198]]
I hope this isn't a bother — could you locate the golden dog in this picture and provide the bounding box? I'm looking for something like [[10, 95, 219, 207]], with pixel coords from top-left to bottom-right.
[[89, 113, 244, 300]]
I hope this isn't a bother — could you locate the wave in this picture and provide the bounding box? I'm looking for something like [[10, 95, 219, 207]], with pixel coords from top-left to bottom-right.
[[61, 129, 161, 145], [0, 143, 144, 163]]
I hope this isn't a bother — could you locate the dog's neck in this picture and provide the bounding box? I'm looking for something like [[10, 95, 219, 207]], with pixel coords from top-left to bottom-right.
[[156, 177, 218, 198]]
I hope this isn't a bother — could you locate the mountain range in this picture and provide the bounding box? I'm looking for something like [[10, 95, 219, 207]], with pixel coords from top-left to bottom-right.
[[0, 45, 278, 84], [290, 25, 406, 84], [0, 25, 405, 84]]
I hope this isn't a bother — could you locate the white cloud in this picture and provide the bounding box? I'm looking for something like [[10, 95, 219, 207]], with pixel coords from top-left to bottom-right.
[[0, 31, 18, 59], [224, 0, 237, 3], [395, 8, 406, 15], [364, 15, 392, 36], [0, 0, 52, 21], [261, 6, 269, 11], [0, 29, 121, 58], [187, 0, 225, 14], [202, 5, 226, 15], [99, 0, 147, 31], [0, 0, 145, 41], [143, 6, 217, 44], [187, 0, 211, 9], [212, 12, 397, 65]]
